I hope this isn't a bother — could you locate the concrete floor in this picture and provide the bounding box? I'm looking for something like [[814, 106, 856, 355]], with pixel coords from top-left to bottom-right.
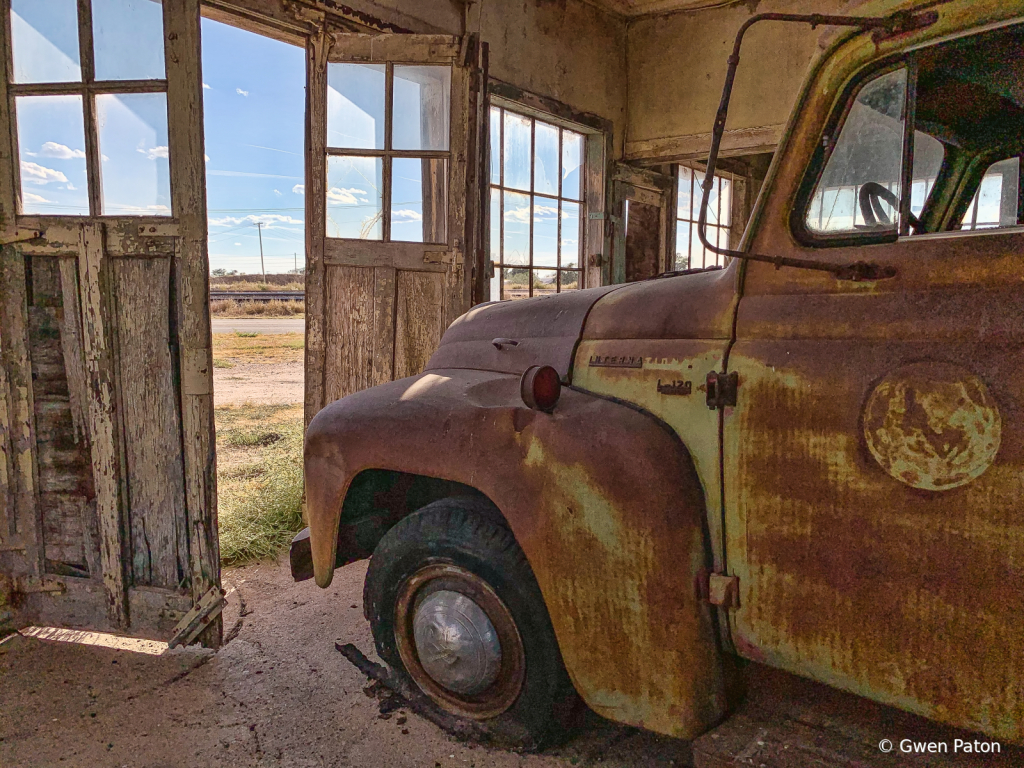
[[0, 559, 693, 768]]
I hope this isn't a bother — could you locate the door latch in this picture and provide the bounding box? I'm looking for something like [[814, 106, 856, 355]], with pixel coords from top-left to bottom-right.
[[705, 371, 738, 410]]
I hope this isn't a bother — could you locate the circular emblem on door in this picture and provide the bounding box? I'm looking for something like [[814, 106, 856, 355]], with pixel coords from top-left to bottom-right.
[[863, 362, 1001, 491]]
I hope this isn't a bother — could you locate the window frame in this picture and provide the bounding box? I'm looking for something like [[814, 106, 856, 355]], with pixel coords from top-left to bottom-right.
[[791, 59, 909, 250], [674, 163, 735, 271], [4, 0, 172, 219], [324, 60, 452, 243], [487, 93, 606, 300]]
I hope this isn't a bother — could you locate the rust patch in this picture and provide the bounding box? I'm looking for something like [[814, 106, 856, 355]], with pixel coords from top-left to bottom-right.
[[863, 362, 1001, 491]]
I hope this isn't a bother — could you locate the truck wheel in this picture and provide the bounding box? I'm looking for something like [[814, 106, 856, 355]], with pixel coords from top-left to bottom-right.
[[363, 498, 579, 750]]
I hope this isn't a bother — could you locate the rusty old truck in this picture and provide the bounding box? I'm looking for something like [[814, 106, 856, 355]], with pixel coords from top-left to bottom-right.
[[292, 0, 1024, 749]]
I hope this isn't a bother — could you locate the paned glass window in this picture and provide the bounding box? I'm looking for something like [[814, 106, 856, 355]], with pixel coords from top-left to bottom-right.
[[8, 0, 171, 216], [325, 62, 451, 242], [675, 166, 731, 270], [489, 106, 584, 300]]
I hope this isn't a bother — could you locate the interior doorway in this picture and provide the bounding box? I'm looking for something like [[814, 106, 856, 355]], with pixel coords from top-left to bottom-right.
[[199, 15, 307, 567]]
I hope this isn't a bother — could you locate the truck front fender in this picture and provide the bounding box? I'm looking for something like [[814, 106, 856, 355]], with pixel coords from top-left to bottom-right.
[[304, 369, 726, 737]]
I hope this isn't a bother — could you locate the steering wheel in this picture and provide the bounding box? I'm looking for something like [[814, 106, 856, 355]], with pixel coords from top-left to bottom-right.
[[858, 182, 920, 232]]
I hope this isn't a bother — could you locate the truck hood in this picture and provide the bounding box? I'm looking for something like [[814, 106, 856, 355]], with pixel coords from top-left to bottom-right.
[[426, 284, 625, 379]]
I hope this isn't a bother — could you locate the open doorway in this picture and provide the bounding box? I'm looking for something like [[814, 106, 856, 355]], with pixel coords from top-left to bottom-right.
[[199, 16, 306, 567]]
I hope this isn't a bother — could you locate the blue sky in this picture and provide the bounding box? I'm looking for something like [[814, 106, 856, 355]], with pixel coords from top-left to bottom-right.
[[201, 18, 305, 274]]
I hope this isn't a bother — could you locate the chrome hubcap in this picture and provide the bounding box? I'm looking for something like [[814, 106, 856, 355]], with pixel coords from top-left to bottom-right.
[[412, 589, 502, 696]]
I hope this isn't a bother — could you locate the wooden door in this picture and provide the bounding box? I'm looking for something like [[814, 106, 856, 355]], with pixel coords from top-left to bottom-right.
[[304, 32, 484, 422], [0, 0, 219, 643], [610, 164, 673, 283]]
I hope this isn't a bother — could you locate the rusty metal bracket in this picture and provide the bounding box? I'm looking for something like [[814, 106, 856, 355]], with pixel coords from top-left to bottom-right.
[[168, 586, 226, 649], [0, 227, 42, 246], [706, 371, 738, 410], [708, 574, 740, 609]]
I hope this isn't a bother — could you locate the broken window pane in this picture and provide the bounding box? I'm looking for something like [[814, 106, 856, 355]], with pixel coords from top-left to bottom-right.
[[503, 112, 531, 192], [92, 0, 166, 81], [96, 93, 171, 215], [326, 155, 382, 239], [392, 65, 450, 151], [534, 123, 559, 196], [10, 0, 81, 84], [16, 95, 89, 215], [392, 157, 447, 243], [806, 68, 907, 233], [327, 63, 385, 150], [561, 130, 583, 200]]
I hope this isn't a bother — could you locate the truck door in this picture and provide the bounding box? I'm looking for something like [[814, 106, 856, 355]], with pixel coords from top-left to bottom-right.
[[302, 31, 485, 424], [724, 22, 1024, 738], [1, 0, 219, 642]]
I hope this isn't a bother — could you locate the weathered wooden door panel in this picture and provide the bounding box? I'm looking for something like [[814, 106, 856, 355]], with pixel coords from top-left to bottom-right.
[[306, 31, 483, 415], [610, 164, 674, 284], [0, 0, 218, 642]]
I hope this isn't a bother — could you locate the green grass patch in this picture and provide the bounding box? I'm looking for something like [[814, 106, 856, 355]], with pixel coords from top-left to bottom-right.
[[212, 358, 235, 369], [235, 331, 259, 338], [216, 404, 305, 566]]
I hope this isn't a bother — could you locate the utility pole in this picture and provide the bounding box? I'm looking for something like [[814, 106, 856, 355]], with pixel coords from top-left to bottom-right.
[[294, 252, 297, 274], [255, 222, 266, 282]]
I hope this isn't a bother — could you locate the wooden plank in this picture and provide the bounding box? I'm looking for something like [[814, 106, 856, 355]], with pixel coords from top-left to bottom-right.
[[324, 266, 375, 402], [76, 222, 127, 627], [586, 131, 609, 288], [371, 267, 396, 387], [443, 57, 471, 331], [323, 238, 449, 272], [57, 259, 88, 444], [328, 33, 458, 64], [0, 324, 13, 543], [0, 0, 19, 227], [0, 247, 40, 574], [625, 124, 784, 164], [305, 28, 330, 427], [165, 0, 220, 645], [114, 257, 187, 588], [394, 271, 444, 380]]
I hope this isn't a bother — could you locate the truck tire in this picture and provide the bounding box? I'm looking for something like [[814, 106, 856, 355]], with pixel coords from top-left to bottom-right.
[[363, 497, 580, 750]]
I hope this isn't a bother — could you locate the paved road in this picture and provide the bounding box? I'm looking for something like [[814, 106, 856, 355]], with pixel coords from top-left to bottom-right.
[[211, 318, 305, 334]]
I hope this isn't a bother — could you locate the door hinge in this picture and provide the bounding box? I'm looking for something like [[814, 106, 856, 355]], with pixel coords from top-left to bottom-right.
[[168, 586, 226, 649], [705, 371, 738, 410], [708, 574, 739, 609]]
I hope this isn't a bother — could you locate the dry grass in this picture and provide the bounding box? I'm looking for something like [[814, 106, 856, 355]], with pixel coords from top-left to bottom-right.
[[212, 332, 304, 365], [211, 298, 305, 317], [210, 280, 306, 292], [215, 403, 305, 566]]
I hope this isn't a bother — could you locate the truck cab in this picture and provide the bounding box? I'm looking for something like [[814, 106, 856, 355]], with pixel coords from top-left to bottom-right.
[[297, 0, 1024, 749]]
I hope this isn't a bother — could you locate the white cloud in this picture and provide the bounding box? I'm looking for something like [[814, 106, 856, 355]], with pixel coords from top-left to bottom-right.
[[505, 203, 567, 224], [326, 187, 367, 205], [66, 182, 77, 191], [273, 189, 282, 197], [292, 184, 305, 195], [137, 145, 169, 161], [392, 209, 422, 222], [21, 161, 67, 184], [102, 204, 172, 215], [209, 213, 303, 228], [236, 88, 249, 97], [23, 192, 50, 204], [39, 141, 85, 160], [205, 155, 210, 163], [207, 170, 299, 180], [203, 82, 211, 89], [234, 242, 241, 246]]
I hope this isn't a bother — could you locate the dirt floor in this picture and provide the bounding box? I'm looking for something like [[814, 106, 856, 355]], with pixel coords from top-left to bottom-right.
[[212, 331, 304, 406], [0, 559, 693, 768]]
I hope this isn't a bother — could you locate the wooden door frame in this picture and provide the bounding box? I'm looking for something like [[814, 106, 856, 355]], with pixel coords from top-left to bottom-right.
[[0, 0, 219, 642]]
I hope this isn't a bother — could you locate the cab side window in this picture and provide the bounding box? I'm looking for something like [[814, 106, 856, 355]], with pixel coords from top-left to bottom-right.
[[802, 23, 1024, 242]]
